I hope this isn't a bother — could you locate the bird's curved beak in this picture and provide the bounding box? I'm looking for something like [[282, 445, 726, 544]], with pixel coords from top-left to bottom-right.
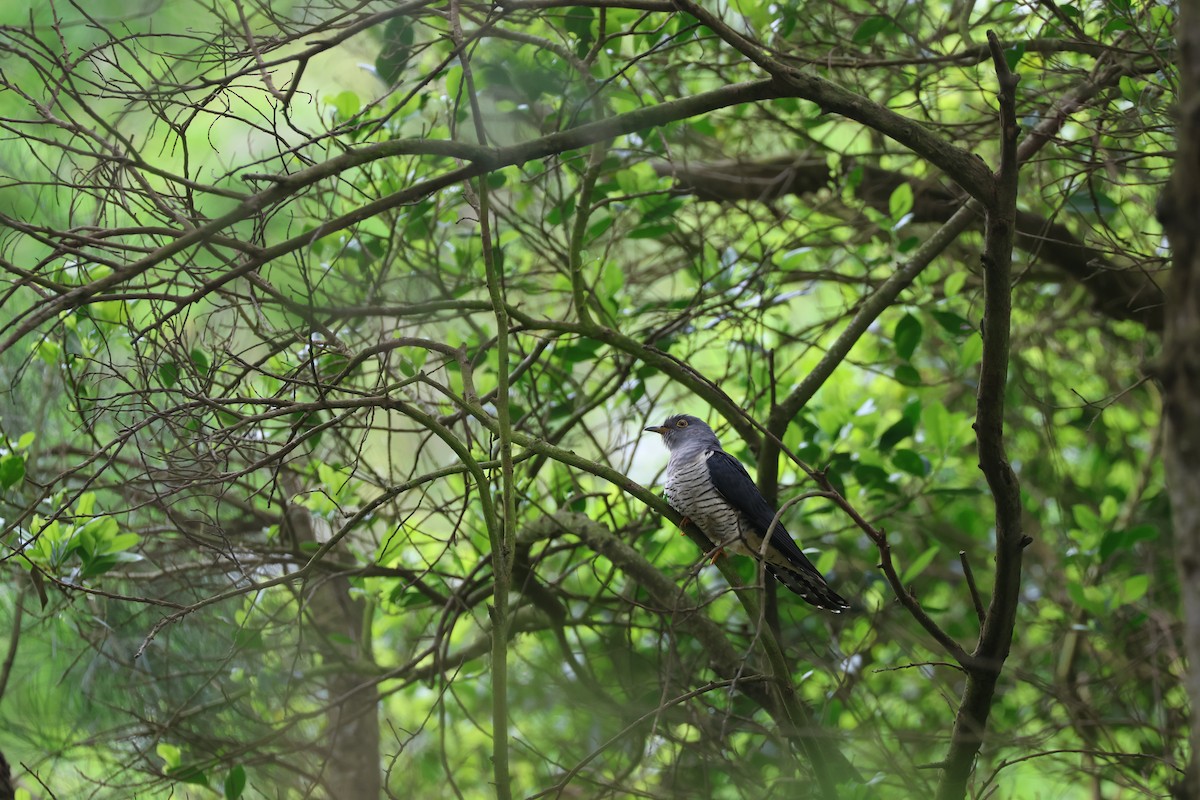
[[644, 425, 667, 435]]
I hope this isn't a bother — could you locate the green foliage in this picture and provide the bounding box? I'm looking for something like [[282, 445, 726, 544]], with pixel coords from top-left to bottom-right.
[[17, 495, 142, 580], [0, 0, 1178, 797], [853, 16, 896, 45], [0, 454, 24, 489], [375, 16, 416, 86]]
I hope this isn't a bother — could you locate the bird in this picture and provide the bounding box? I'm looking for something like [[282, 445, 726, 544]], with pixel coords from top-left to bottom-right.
[[645, 414, 850, 612]]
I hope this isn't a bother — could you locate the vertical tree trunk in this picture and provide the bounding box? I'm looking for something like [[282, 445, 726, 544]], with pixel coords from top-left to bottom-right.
[[285, 502, 381, 800], [1161, 1, 1200, 795]]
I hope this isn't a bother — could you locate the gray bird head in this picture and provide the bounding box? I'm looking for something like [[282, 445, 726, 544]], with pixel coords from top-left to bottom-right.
[[644, 414, 721, 452]]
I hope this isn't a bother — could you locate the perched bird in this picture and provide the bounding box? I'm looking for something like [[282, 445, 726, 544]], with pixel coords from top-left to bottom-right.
[[645, 414, 850, 612]]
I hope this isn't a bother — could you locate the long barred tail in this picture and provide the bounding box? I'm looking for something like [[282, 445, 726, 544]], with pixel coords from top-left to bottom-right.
[[768, 565, 851, 612]]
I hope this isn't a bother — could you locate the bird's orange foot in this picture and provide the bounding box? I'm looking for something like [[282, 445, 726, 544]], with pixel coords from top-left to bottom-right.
[[678, 516, 691, 535], [710, 548, 725, 564]]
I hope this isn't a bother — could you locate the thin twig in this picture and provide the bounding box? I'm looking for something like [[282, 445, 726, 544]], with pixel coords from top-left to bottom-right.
[[959, 551, 986, 625], [874, 661, 966, 675]]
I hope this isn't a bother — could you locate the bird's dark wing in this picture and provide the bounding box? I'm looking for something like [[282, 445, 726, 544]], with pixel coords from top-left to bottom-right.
[[703, 449, 824, 577]]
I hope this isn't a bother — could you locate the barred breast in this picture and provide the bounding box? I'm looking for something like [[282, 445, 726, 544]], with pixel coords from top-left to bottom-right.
[[664, 450, 743, 547]]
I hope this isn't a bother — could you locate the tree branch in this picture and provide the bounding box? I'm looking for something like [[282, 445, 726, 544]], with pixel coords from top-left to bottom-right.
[[934, 32, 1025, 800], [520, 512, 856, 794], [668, 0, 995, 204], [656, 158, 1164, 330]]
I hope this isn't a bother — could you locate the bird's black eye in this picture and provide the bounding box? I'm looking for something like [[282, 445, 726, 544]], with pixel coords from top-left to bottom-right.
[[676, 419, 688, 428]]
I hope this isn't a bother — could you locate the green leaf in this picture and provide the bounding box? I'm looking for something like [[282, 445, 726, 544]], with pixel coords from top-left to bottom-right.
[[0, 454, 25, 489], [375, 17, 415, 86], [615, 161, 658, 194], [167, 764, 209, 788], [893, 313, 923, 360], [586, 214, 615, 242], [158, 361, 179, 388], [894, 364, 922, 386], [878, 416, 915, 451], [776, 12, 797, 38], [319, 352, 352, 380], [601, 260, 624, 296], [224, 765, 247, 800], [16, 431, 35, 449], [888, 182, 914, 221], [444, 66, 463, 100], [1071, 504, 1103, 534], [640, 198, 685, 225], [854, 463, 892, 492], [190, 350, 212, 376], [959, 333, 983, 369], [1067, 581, 1104, 615], [394, 588, 431, 608], [79, 554, 122, 578], [157, 742, 181, 769], [33, 336, 62, 366], [891, 448, 929, 476], [75, 492, 96, 516], [107, 532, 141, 553], [901, 545, 940, 583], [930, 310, 973, 339], [811, 547, 835, 576], [1118, 574, 1149, 605], [564, 6, 595, 47], [1099, 524, 1159, 561], [943, 271, 967, 298], [556, 339, 604, 363], [1119, 76, 1143, 103], [1099, 495, 1119, 522], [75, 516, 119, 558], [628, 223, 674, 240], [325, 90, 361, 119], [923, 401, 953, 451], [853, 15, 894, 44], [1004, 43, 1026, 71], [845, 164, 864, 192]]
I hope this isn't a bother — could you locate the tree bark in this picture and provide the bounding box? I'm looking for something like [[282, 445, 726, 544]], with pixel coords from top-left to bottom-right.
[[1160, 0, 1200, 795], [934, 34, 1025, 799], [284, 502, 382, 800]]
